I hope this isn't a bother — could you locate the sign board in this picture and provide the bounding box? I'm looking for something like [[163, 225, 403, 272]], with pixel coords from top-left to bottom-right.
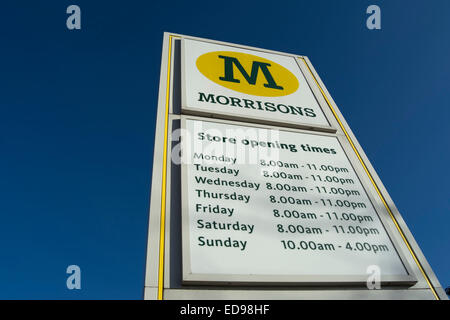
[[182, 39, 331, 130], [144, 33, 447, 300], [181, 118, 414, 285]]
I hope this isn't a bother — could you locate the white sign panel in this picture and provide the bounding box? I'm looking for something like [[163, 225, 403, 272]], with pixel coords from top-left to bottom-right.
[[181, 118, 413, 285], [182, 39, 331, 129]]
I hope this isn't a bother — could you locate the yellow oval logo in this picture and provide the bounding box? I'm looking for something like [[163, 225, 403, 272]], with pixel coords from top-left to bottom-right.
[[196, 51, 299, 97]]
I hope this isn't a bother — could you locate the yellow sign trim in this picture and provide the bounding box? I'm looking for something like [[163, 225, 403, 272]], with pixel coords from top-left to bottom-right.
[[157, 35, 178, 300]]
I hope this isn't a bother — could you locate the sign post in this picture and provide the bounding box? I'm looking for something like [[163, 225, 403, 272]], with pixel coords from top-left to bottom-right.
[[144, 32, 447, 300]]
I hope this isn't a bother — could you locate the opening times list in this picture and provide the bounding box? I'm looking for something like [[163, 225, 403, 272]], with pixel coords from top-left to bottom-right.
[[182, 119, 409, 281]]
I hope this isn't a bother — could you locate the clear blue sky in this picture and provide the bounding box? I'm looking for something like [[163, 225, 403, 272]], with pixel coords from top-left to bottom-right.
[[0, 1, 448, 299]]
